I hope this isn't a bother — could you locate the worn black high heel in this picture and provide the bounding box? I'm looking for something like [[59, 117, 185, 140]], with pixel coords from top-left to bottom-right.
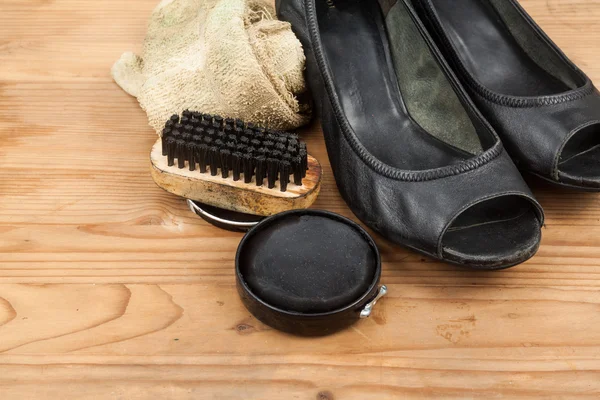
[[277, 0, 544, 269], [413, 0, 600, 190]]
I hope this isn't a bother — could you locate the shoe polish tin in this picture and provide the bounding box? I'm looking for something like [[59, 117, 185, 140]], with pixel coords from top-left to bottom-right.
[[188, 200, 265, 232], [235, 209, 386, 336]]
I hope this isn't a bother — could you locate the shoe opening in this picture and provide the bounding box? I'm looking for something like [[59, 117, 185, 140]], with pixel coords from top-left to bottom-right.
[[558, 123, 600, 188], [441, 195, 542, 269]]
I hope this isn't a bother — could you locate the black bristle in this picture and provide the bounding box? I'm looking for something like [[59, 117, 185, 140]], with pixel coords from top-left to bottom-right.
[[255, 156, 266, 186], [292, 156, 303, 185], [226, 141, 237, 152], [257, 147, 268, 158], [208, 146, 220, 176], [176, 139, 186, 169], [220, 149, 231, 179], [299, 149, 308, 177], [161, 134, 169, 156], [242, 154, 254, 183], [232, 152, 242, 181], [267, 158, 279, 189], [275, 142, 286, 153], [187, 143, 196, 171], [279, 160, 290, 192], [166, 137, 176, 166], [161, 112, 309, 190], [287, 145, 297, 156], [197, 144, 208, 173]]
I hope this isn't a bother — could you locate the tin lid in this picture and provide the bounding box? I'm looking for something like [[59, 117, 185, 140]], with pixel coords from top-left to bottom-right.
[[188, 200, 265, 232], [235, 209, 383, 335]]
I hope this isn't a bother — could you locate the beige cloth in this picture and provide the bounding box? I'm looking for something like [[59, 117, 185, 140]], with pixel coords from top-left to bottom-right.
[[112, 0, 311, 134]]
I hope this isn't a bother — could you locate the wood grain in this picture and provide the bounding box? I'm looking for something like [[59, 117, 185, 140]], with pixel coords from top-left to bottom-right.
[[1, 0, 600, 398]]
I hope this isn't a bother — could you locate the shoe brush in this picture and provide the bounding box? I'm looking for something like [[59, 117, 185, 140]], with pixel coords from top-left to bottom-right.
[[150, 111, 322, 217]]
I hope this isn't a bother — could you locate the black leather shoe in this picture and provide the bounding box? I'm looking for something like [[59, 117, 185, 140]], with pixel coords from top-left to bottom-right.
[[276, 0, 544, 269], [412, 0, 600, 190]]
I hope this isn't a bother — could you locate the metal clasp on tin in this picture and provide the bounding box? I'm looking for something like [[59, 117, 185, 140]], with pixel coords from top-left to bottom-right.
[[360, 285, 387, 319]]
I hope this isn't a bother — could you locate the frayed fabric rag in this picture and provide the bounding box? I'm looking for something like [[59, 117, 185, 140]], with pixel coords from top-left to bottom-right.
[[112, 0, 312, 134]]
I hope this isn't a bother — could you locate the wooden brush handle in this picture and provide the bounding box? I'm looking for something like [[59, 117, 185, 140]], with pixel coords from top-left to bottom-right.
[[150, 139, 322, 216]]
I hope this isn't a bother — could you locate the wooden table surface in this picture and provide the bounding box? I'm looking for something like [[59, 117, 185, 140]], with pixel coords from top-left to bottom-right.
[[2, 0, 600, 398]]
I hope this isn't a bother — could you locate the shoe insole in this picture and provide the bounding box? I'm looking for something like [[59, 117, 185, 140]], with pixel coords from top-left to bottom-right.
[[558, 124, 600, 185], [429, 0, 569, 96], [560, 144, 600, 179], [315, 0, 472, 170], [442, 196, 540, 267]]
